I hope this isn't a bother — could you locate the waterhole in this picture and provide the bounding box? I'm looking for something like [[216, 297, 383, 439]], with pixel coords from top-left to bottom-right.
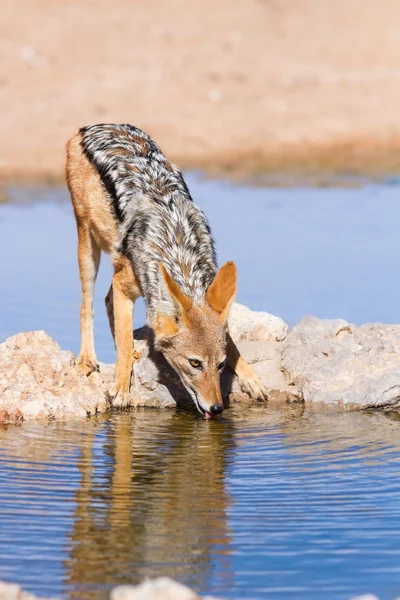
[[1, 177, 400, 599]]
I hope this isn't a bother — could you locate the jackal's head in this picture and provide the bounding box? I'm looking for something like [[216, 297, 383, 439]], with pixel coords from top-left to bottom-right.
[[153, 262, 237, 418]]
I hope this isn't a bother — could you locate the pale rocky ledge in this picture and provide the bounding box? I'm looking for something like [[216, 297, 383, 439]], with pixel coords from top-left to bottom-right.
[[0, 578, 390, 600], [1, 302, 400, 423]]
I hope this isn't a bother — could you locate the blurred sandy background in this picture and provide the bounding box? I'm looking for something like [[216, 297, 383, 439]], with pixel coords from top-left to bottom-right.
[[2, 0, 400, 183]]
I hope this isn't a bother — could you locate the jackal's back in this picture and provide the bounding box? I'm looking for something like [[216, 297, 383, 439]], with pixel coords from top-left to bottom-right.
[[78, 124, 218, 313], [80, 124, 192, 221]]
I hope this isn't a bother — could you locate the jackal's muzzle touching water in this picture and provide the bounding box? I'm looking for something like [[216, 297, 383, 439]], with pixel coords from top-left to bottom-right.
[[66, 124, 268, 417]]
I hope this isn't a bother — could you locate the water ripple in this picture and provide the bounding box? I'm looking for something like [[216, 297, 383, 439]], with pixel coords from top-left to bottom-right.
[[0, 410, 399, 599]]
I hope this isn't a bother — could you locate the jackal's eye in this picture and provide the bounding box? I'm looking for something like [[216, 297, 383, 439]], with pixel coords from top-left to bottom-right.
[[188, 358, 202, 369], [218, 360, 226, 371]]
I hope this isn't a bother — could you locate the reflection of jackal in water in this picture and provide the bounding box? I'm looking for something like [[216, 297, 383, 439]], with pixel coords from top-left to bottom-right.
[[66, 124, 267, 417], [65, 413, 234, 595]]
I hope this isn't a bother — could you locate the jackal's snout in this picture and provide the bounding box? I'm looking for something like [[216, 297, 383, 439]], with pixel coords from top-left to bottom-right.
[[192, 395, 224, 418], [210, 403, 224, 414], [202, 402, 224, 420], [189, 396, 224, 418], [190, 373, 225, 418]]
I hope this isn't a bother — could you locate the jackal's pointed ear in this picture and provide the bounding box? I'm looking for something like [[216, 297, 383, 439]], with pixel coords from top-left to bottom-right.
[[206, 261, 237, 322], [154, 264, 192, 337], [159, 263, 192, 312]]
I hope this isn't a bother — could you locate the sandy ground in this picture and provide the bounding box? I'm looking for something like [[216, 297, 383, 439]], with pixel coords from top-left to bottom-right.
[[2, 0, 400, 184]]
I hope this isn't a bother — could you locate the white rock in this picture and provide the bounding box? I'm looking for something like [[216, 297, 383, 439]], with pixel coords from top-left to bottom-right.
[[0, 579, 383, 600], [111, 577, 222, 600], [6, 307, 400, 419], [0, 582, 21, 600], [228, 302, 288, 342], [349, 596, 380, 600], [0, 581, 57, 600], [281, 316, 400, 408], [0, 331, 107, 422], [235, 341, 300, 401]]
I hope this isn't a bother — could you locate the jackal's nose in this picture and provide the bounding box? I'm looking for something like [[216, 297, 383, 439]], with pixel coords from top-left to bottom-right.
[[209, 404, 224, 415]]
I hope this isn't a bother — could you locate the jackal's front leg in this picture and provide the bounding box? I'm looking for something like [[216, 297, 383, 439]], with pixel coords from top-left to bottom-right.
[[109, 258, 141, 408], [226, 332, 268, 401], [111, 279, 134, 408]]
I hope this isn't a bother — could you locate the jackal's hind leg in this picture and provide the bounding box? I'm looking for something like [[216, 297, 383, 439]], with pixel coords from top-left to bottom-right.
[[76, 223, 101, 375], [226, 332, 268, 401], [105, 284, 115, 343]]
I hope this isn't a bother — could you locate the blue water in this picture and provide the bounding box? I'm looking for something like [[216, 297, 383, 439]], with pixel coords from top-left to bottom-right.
[[1, 179, 400, 600], [1, 178, 400, 360]]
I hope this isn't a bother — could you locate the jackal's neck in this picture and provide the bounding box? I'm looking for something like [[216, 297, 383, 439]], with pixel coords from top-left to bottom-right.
[[121, 196, 218, 320]]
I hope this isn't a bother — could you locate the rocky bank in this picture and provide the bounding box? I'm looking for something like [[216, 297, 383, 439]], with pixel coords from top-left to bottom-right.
[[0, 579, 391, 600], [1, 303, 400, 422], [0, 579, 220, 600]]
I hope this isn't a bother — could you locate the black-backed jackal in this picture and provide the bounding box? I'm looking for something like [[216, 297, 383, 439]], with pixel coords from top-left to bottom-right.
[[66, 124, 268, 418]]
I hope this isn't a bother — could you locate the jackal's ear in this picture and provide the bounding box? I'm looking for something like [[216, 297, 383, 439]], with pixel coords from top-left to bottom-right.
[[152, 313, 180, 340], [156, 263, 192, 328], [206, 261, 237, 322]]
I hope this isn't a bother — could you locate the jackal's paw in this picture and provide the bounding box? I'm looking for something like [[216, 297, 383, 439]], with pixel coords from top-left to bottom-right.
[[109, 382, 135, 409], [238, 372, 269, 402], [76, 354, 99, 376]]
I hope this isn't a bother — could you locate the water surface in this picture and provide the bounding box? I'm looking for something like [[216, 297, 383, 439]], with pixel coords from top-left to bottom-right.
[[1, 179, 400, 599], [1, 409, 400, 600]]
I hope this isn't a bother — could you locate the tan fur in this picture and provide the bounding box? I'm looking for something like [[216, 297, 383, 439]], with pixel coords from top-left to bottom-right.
[[66, 134, 119, 254], [206, 261, 237, 323], [155, 270, 268, 412], [110, 256, 141, 406], [155, 302, 227, 412], [160, 263, 192, 313], [193, 363, 224, 410], [66, 131, 268, 412], [66, 132, 141, 407], [152, 313, 179, 338]]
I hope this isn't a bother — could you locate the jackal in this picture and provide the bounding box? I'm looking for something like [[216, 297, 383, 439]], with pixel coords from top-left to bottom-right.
[[66, 124, 268, 417]]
